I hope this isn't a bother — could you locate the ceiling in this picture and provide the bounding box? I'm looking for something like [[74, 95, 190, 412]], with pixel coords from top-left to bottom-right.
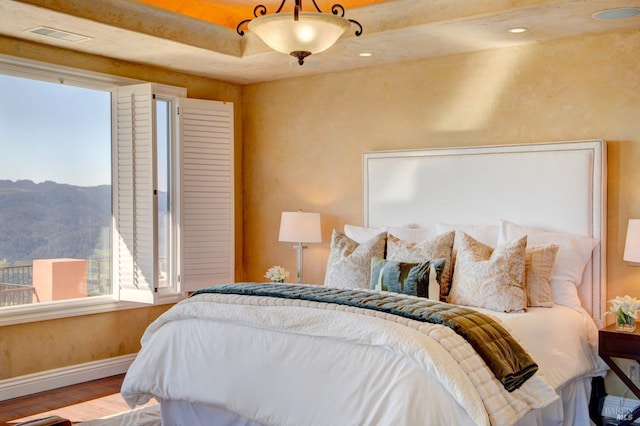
[[1, 0, 639, 85], [136, 0, 389, 30]]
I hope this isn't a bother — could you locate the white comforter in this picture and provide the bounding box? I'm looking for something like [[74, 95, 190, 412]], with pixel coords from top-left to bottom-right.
[[121, 290, 606, 426]]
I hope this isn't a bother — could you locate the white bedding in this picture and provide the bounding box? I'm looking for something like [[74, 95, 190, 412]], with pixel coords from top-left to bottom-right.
[[121, 290, 607, 426]]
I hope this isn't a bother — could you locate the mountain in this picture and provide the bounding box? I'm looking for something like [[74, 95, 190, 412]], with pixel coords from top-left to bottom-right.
[[0, 180, 111, 265]]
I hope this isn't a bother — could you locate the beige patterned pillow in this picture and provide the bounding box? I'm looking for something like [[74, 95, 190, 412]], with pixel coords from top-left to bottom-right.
[[449, 232, 527, 313], [526, 244, 559, 307], [386, 232, 454, 302], [324, 230, 387, 289], [497, 219, 598, 310]]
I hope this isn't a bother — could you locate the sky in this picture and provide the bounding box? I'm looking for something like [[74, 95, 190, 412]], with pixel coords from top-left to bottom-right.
[[0, 73, 112, 187]]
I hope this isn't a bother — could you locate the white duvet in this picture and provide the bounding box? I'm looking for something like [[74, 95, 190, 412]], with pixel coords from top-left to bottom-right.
[[121, 290, 606, 426]]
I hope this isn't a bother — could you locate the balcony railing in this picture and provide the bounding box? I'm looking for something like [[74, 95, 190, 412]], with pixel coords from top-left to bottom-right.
[[0, 283, 35, 307], [0, 264, 32, 286], [0, 265, 34, 306], [0, 260, 111, 307]]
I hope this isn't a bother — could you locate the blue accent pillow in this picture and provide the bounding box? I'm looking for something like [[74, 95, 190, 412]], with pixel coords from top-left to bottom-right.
[[370, 257, 446, 299]]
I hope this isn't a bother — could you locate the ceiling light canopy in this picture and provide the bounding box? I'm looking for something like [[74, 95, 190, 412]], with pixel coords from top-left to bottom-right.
[[237, 0, 363, 65]]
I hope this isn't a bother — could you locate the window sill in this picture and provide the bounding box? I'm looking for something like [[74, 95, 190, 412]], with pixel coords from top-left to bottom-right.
[[0, 292, 185, 327]]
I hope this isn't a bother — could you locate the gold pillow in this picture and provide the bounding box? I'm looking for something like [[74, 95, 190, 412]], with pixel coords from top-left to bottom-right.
[[525, 244, 559, 307]]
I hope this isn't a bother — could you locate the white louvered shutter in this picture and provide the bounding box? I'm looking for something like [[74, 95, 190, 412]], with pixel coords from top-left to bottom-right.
[[115, 84, 158, 303], [179, 98, 234, 291]]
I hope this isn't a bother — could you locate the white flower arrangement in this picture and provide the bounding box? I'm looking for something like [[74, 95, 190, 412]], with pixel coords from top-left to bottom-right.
[[608, 295, 640, 329], [265, 265, 289, 283]]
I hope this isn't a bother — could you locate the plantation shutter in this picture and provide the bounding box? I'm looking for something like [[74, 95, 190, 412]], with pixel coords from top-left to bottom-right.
[[179, 98, 234, 291], [115, 83, 158, 304]]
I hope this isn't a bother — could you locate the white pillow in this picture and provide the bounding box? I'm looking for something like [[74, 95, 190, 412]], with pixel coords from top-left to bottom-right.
[[497, 220, 599, 310], [344, 224, 384, 244], [435, 223, 499, 247], [344, 224, 435, 244], [385, 225, 436, 243]]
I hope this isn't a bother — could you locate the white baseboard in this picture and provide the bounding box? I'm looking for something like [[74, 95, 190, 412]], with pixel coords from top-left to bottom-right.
[[0, 354, 136, 401]]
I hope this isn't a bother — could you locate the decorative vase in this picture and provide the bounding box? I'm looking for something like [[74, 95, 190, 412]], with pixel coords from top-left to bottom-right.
[[615, 311, 637, 332], [272, 279, 284, 283]]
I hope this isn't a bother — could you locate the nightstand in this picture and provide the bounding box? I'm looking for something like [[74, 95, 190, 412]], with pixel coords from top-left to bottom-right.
[[599, 324, 640, 425]]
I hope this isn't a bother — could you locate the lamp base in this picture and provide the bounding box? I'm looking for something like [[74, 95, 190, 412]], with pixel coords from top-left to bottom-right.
[[293, 243, 307, 283], [290, 51, 311, 65]]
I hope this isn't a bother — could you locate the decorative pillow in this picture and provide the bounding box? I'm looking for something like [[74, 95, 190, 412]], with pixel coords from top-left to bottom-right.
[[370, 257, 446, 299], [435, 224, 499, 292], [344, 224, 384, 244], [449, 232, 527, 313], [324, 230, 387, 289], [497, 220, 599, 310], [386, 232, 454, 302], [525, 244, 559, 308]]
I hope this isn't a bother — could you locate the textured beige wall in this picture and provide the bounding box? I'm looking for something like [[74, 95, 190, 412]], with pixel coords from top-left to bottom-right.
[[0, 305, 172, 379], [0, 36, 244, 379], [242, 28, 640, 396]]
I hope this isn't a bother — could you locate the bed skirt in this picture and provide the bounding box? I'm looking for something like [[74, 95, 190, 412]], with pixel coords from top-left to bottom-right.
[[158, 376, 593, 426]]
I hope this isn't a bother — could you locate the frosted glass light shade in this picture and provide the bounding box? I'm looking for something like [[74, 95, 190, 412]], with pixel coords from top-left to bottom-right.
[[624, 219, 640, 263], [249, 12, 350, 55], [279, 211, 322, 243]]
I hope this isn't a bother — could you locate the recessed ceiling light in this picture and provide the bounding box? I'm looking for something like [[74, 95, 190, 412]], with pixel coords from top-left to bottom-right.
[[507, 27, 528, 34], [593, 8, 640, 20], [359, 52, 373, 57], [27, 26, 92, 42]]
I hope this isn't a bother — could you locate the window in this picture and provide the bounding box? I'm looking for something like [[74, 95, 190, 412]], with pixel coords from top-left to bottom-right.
[[156, 98, 173, 289], [115, 85, 235, 303], [0, 56, 234, 325], [0, 73, 112, 306]]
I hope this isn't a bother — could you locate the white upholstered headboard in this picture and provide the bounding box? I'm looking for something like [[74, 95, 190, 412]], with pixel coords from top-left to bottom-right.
[[363, 140, 606, 326]]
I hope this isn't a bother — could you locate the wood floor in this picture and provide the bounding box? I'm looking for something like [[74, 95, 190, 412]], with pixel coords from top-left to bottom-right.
[[0, 374, 157, 425]]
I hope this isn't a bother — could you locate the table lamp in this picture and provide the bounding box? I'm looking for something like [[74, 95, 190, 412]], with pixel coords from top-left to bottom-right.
[[624, 219, 640, 264], [279, 211, 321, 283]]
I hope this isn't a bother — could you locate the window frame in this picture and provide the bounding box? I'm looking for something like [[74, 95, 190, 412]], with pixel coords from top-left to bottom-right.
[[0, 55, 184, 327], [154, 96, 177, 292]]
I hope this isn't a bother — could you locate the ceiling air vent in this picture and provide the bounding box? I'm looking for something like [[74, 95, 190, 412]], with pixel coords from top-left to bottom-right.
[[27, 26, 92, 42]]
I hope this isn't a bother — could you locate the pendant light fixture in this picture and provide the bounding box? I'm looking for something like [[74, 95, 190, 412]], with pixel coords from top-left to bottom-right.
[[237, 0, 363, 65]]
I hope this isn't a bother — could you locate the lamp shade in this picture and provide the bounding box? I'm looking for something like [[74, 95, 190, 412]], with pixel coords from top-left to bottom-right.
[[279, 211, 322, 243], [624, 219, 640, 263], [248, 12, 350, 55]]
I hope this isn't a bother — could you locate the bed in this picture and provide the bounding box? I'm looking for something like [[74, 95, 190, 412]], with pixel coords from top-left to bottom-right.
[[121, 139, 608, 425]]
